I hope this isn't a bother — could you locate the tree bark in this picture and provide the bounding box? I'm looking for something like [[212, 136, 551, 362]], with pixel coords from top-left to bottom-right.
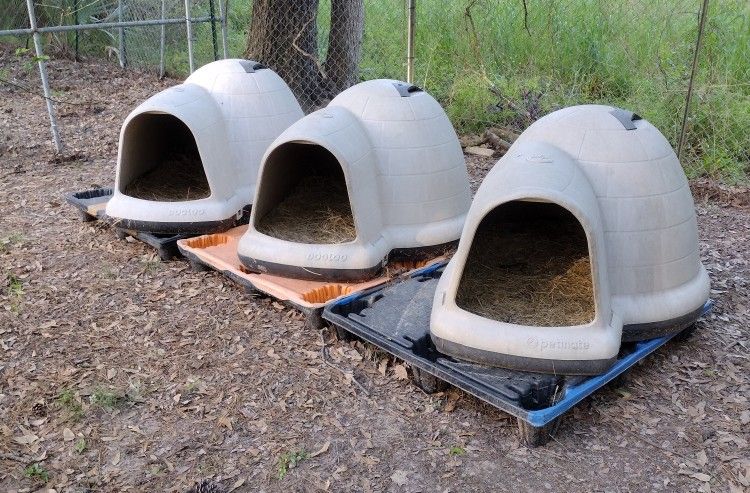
[[245, 0, 364, 110], [324, 0, 364, 94], [245, 0, 323, 109]]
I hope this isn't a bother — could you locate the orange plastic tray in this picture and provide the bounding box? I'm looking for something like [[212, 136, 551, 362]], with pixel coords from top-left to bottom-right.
[[177, 225, 446, 324]]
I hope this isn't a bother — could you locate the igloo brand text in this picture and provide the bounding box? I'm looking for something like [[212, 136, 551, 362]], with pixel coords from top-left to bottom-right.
[[306, 252, 348, 262], [168, 208, 206, 217]]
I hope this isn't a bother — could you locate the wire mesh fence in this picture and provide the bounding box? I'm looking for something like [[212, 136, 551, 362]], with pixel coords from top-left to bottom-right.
[[406, 0, 748, 182], [0, 0, 748, 182]]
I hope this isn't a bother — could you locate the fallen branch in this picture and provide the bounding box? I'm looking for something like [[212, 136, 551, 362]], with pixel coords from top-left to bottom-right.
[[483, 129, 512, 152], [0, 452, 29, 463], [292, 15, 328, 81], [319, 329, 371, 396]]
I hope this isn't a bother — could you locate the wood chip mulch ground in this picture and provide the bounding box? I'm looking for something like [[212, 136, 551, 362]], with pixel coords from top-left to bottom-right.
[[1, 48, 748, 492]]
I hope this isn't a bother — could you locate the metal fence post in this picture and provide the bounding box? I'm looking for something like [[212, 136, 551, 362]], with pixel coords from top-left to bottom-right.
[[73, 0, 79, 62], [25, 0, 63, 153], [218, 0, 228, 59], [159, 0, 166, 78], [184, 0, 195, 73], [118, 0, 127, 68], [677, 0, 710, 162], [208, 0, 218, 61], [406, 0, 416, 83]]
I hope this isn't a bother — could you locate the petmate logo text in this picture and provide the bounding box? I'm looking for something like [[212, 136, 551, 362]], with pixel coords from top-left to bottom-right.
[[168, 208, 206, 217], [527, 337, 590, 351], [307, 252, 348, 262]]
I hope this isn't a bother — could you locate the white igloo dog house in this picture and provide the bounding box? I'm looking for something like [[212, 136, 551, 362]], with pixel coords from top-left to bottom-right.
[[430, 105, 710, 374], [105, 59, 303, 234], [237, 79, 471, 281]]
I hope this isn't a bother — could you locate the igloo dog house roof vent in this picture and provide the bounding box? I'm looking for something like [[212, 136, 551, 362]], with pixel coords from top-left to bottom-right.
[[430, 105, 710, 375], [237, 79, 472, 281], [105, 59, 303, 234]]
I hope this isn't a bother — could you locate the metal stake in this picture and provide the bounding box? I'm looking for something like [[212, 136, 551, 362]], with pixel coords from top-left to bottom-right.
[[25, 0, 63, 152], [118, 0, 126, 68], [184, 0, 195, 73], [159, 0, 166, 78], [73, 0, 79, 62], [218, 0, 228, 59], [208, 0, 218, 61], [677, 0, 710, 162], [406, 0, 416, 83]]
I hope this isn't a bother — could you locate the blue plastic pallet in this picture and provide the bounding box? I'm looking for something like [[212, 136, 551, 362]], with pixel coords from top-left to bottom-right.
[[323, 262, 712, 446]]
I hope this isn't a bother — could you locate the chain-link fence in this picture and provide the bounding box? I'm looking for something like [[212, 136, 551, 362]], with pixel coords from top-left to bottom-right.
[[0, 0, 224, 75], [1, 0, 748, 182], [405, 0, 748, 182]]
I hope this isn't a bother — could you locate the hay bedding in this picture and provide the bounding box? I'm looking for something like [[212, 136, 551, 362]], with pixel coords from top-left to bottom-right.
[[456, 219, 595, 326], [256, 175, 356, 243], [124, 153, 210, 201]]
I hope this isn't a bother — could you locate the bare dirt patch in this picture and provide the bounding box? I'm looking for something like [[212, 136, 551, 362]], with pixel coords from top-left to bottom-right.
[[1, 49, 748, 492]]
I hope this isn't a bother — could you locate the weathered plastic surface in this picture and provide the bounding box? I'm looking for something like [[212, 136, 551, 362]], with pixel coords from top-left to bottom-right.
[[105, 59, 303, 233], [431, 105, 711, 371], [512, 105, 710, 333], [65, 187, 112, 220], [177, 224, 446, 325], [66, 187, 191, 260], [323, 263, 712, 445], [237, 79, 470, 280]]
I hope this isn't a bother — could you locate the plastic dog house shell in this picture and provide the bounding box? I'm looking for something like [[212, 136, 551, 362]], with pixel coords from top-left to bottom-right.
[[431, 105, 710, 374], [105, 59, 303, 234], [237, 79, 471, 281]]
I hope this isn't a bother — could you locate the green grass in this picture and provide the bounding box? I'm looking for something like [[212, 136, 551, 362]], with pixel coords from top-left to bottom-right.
[[74, 437, 87, 454], [277, 450, 309, 480], [184, 0, 750, 183], [57, 388, 85, 421], [90, 386, 125, 410], [23, 463, 49, 482], [449, 445, 466, 456], [2, 0, 748, 182]]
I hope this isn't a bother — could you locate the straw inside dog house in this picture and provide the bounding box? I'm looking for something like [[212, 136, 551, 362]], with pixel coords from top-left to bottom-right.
[[238, 79, 471, 281], [254, 142, 356, 244], [430, 105, 710, 375], [456, 201, 595, 327], [105, 59, 303, 234], [119, 114, 209, 202]]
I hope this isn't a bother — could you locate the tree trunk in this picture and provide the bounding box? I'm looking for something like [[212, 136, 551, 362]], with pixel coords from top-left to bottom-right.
[[245, 0, 364, 110], [245, 0, 323, 110], [324, 0, 364, 94]]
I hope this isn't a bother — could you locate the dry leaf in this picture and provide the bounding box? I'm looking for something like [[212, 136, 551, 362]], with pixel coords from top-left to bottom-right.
[[310, 441, 330, 458], [63, 427, 75, 442], [444, 391, 460, 413], [692, 472, 711, 482], [228, 478, 246, 492], [393, 364, 408, 381], [378, 358, 388, 376], [13, 433, 38, 445], [696, 450, 708, 467], [391, 470, 408, 486]]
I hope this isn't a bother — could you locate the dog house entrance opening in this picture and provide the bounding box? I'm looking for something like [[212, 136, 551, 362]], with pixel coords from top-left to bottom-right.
[[120, 114, 210, 202], [255, 143, 356, 244], [456, 201, 595, 326]]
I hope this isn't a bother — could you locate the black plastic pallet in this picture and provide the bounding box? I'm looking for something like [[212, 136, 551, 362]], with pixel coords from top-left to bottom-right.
[[323, 263, 711, 447], [65, 187, 193, 261]]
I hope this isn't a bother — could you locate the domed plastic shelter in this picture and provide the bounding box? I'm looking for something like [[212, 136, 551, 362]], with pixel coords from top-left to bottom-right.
[[237, 79, 472, 281], [430, 105, 710, 375], [105, 59, 303, 234]]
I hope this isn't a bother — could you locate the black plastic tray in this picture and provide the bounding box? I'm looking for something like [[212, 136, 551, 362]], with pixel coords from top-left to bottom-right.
[[65, 187, 192, 260], [323, 263, 711, 446]]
